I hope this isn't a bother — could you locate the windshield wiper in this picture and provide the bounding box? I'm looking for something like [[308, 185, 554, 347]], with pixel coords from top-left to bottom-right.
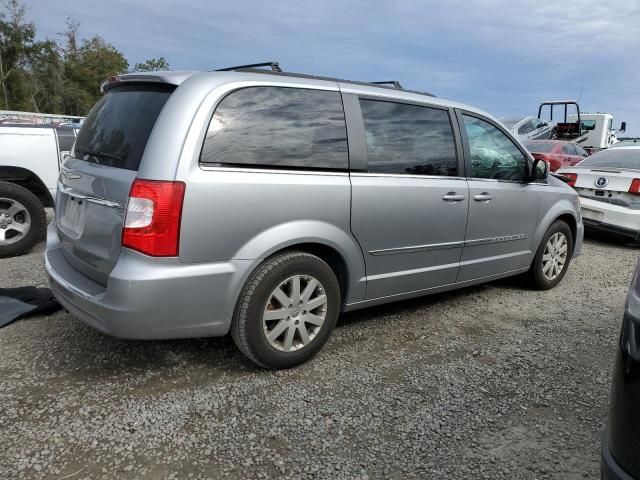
[[75, 148, 122, 163]]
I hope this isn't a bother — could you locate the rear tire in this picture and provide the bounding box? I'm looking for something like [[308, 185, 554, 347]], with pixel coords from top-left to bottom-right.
[[529, 220, 573, 290], [0, 181, 46, 258], [231, 251, 340, 369]]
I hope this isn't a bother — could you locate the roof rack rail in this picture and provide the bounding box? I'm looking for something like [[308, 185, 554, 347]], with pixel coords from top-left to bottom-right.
[[370, 81, 403, 89], [216, 62, 282, 72]]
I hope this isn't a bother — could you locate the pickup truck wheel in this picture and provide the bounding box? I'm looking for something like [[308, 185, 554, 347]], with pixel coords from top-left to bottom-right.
[[0, 181, 46, 258], [231, 251, 340, 369], [529, 220, 573, 290]]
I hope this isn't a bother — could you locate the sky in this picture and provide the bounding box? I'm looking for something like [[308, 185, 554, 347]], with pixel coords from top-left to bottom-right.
[[27, 0, 640, 136]]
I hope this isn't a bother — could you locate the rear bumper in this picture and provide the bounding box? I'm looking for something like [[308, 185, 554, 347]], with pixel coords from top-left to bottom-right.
[[580, 197, 640, 240], [583, 218, 640, 241], [602, 432, 636, 480], [44, 222, 253, 339]]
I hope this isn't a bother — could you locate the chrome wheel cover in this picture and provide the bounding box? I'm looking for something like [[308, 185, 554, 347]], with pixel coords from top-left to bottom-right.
[[0, 198, 31, 246], [263, 275, 328, 352], [542, 232, 568, 281]]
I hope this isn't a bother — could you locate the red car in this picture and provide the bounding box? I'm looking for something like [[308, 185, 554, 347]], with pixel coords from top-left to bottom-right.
[[523, 140, 589, 172]]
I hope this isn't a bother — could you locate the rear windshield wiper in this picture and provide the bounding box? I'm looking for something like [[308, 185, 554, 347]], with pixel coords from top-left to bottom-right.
[[75, 148, 122, 163]]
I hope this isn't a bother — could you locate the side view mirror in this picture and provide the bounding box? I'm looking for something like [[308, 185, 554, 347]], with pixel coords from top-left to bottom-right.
[[530, 158, 548, 181], [620, 121, 627, 132]]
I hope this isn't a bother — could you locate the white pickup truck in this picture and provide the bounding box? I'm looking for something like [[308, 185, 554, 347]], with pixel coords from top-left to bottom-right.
[[0, 125, 78, 257]]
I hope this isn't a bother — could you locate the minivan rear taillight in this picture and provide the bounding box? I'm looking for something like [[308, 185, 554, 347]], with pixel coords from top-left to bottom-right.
[[122, 179, 186, 256], [629, 179, 640, 195]]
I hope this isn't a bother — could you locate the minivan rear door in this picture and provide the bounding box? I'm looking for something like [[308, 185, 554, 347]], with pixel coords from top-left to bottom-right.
[[345, 94, 469, 300], [55, 83, 175, 285]]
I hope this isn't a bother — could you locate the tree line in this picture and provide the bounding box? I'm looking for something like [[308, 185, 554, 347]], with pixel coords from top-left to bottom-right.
[[0, 0, 170, 116]]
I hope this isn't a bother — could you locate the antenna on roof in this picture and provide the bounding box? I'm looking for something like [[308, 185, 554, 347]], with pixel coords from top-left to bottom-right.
[[371, 80, 403, 89], [216, 62, 283, 72]]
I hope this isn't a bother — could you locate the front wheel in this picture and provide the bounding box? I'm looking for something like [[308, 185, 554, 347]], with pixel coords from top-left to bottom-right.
[[529, 220, 573, 290], [0, 181, 46, 258], [231, 251, 341, 369]]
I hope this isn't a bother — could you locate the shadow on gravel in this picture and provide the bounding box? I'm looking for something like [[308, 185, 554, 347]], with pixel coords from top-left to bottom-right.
[[49, 321, 247, 376], [46, 254, 574, 376], [339, 283, 487, 328]]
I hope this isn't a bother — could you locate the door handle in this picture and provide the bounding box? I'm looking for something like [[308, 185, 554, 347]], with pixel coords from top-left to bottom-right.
[[473, 192, 494, 203], [442, 192, 465, 202]]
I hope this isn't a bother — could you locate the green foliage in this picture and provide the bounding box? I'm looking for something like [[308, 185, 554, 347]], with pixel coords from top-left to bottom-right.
[[62, 36, 129, 115], [0, 0, 169, 115], [133, 56, 170, 72]]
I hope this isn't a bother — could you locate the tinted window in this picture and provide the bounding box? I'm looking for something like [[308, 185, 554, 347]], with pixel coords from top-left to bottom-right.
[[463, 115, 527, 181], [359, 99, 457, 176], [74, 84, 174, 171], [525, 141, 555, 153], [562, 144, 577, 155], [579, 149, 640, 170], [581, 120, 596, 131], [200, 87, 348, 170]]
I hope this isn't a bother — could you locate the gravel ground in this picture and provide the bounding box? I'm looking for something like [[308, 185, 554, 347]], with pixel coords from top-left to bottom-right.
[[0, 233, 637, 480]]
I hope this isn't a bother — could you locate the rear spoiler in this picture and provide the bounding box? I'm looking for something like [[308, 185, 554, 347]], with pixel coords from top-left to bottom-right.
[[100, 71, 196, 93]]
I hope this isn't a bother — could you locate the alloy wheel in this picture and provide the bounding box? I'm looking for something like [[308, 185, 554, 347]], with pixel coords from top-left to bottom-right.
[[0, 198, 31, 245], [263, 275, 328, 352], [542, 232, 568, 281]]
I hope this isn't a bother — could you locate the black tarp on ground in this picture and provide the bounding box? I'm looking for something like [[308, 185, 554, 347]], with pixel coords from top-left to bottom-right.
[[0, 287, 61, 328]]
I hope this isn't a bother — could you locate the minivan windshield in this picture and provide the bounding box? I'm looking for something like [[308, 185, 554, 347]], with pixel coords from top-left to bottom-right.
[[579, 148, 640, 170], [74, 84, 175, 170]]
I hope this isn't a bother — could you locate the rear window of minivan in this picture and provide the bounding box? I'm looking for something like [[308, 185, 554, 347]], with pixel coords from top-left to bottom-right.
[[199, 86, 348, 171], [73, 84, 175, 171]]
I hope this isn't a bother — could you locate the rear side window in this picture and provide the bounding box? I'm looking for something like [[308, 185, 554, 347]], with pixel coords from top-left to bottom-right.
[[359, 99, 457, 176], [74, 84, 175, 171], [579, 149, 640, 170], [200, 87, 348, 170]]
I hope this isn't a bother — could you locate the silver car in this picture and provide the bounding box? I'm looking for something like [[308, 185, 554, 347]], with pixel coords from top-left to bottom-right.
[[45, 66, 584, 369]]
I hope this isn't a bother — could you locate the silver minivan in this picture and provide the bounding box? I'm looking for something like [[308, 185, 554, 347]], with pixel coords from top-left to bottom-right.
[[45, 64, 584, 368]]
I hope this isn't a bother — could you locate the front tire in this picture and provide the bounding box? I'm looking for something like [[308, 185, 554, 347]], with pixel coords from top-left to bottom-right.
[[0, 181, 46, 258], [529, 220, 573, 290], [231, 251, 341, 369]]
